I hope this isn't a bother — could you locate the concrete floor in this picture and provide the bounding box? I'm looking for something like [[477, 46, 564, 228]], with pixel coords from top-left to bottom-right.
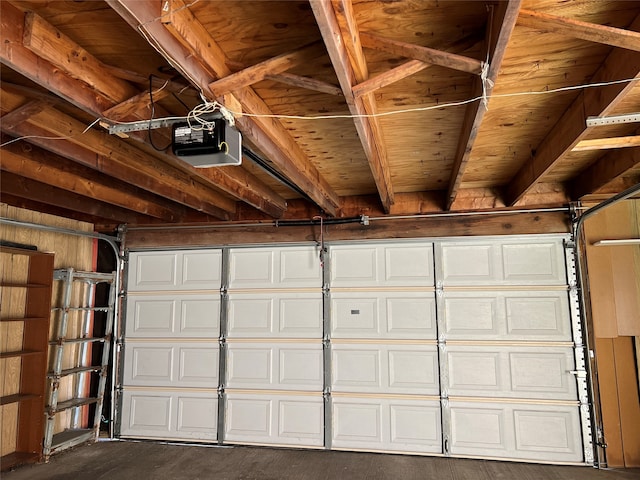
[[4, 441, 640, 480]]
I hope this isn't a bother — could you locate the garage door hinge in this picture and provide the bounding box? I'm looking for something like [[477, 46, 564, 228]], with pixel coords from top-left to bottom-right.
[[568, 369, 587, 378]]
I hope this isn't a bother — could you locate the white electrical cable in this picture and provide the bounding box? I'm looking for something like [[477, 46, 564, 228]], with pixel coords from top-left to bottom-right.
[[0, 118, 101, 148]]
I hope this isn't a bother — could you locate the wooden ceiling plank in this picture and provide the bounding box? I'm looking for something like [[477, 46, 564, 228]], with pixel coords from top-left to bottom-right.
[[573, 135, 640, 152], [22, 11, 140, 104], [208, 42, 326, 96], [571, 147, 640, 198], [517, 8, 640, 52], [447, 0, 522, 210], [118, 0, 340, 215], [7, 2, 286, 219], [360, 32, 483, 76], [1, 139, 183, 221], [264, 73, 343, 96], [103, 87, 171, 121], [506, 17, 640, 205], [0, 172, 157, 225], [312, 0, 394, 213]]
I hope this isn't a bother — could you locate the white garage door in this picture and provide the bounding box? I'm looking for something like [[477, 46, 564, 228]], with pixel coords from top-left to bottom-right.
[[119, 236, 591, 464], [120, 250, 221, 442]]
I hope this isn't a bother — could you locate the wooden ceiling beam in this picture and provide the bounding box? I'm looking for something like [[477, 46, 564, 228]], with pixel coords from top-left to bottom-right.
[[208, 42, 326, 96], [312, 0, 394, 213], [517, 8, 640, 52], [102, 86, 171, 121], [264, 73, 343, 96], [571, 147, 640, 199], [447, 0, 522, 210], [108, 0, 340, 216], [4, 2, 286, 219], [22, 12, 140, 104], [352, 60, 429, 99], [1, 136, 185, 221], [0, 172, 156, 225], [360, 32, 483, 76], [352, 33, 483, 99], [572, 135, 640, 152], [0, 99, 52, 129], [0, 91, 234, 219], [506, 16, 640, 205]]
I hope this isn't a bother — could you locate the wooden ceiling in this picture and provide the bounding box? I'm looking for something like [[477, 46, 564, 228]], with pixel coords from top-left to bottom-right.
[[1, 0, 639, 231]]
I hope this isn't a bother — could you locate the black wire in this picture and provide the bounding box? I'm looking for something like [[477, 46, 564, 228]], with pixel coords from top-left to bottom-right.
[[148, 74, 172, 152], [172, 92, 190, 112]]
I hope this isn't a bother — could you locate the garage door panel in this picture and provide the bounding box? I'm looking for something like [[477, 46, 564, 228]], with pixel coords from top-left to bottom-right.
[[513, 409, 580, 457], [450, 402, 583, 462], [225, 394, 323, 446], [451, 405, 506, 452], [229, 247, 321, 289], [438, 239, 566, 286], [228, 293, 322, 338], [129, 250, 221, 291], [333, 344, 439, 395], [330, 243, 434, 287], [443, 291, 570, 341], [332, 292, 436, 339], [501, 243, 564, 284], [176, 396, 218, 439], [181, 251, 222, 287], [120, 390, 217, 441], [126, 295, 219, 338], [124, 342, 219, 388], [446, 346, 576, 399], [333, 397, 441, 453], [227, 343, 323, 391]]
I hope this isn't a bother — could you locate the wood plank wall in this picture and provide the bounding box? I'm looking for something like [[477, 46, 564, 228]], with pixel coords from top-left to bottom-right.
[[584, 199, 640, 468], [0, 204, 94, 458]]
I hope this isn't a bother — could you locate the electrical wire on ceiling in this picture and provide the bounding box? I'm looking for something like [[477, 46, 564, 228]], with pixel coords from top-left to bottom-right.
[[147, 74, 172, 151], [1, 75, 639, 149], [106, 75, 640, 126]]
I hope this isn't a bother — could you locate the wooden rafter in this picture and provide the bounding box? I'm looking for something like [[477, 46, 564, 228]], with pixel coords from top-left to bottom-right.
[[572, 135, 640, 152], [102, 87, 170, 121], [0, 174, 157, 225], [265, 73, 343, 96], [312, 0, 394, 213], [447, 0, 522, 210], [1, 2, 286, 219], [352, 33, 483, 99], [0, 91, 234, 220], [1, 136, 184, 221], [571, 147, 640, 199], [517, 8, 640, 52], [108, 0, 340, 216], [506, 16, 640, 205], [208, 42, 326, 96], [360, 32, 483, 76]]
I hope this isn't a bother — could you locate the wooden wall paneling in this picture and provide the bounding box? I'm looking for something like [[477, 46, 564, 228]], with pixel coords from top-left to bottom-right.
[[613, 336, 640, 467], [595, 337, 624, 467], [584, 210, 620, 338], [606, 205, 640, 336], [0, 204, 96, 449]]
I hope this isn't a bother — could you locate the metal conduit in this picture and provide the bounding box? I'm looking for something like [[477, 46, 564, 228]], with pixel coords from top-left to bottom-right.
[[126, 206, 573, 231], [0, 216, 124, 439]]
